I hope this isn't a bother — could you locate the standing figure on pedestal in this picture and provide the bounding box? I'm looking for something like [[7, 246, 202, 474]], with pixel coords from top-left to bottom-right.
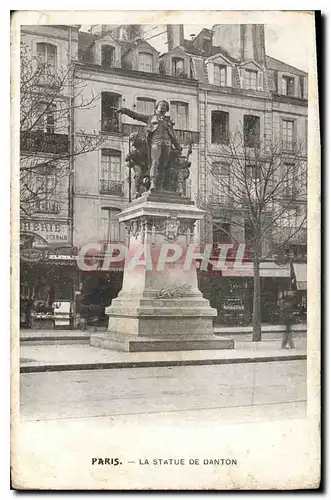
[[117, 100, 182, 190]]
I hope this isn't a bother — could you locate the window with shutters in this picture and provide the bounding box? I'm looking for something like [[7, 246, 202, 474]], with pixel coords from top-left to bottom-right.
[[170, 101, 188, 130], [101, 45, 115, 67], [136, 97, 156, 115], [243, 69, 257, 90], [214, 64, 226, 86], [281, 75, 295, 96], [138, 52, 153, 72], [211, 111, 229, 144], [100, 150, 123, 195], [243, 115, 260, 148], [282, 119, 295, 150]]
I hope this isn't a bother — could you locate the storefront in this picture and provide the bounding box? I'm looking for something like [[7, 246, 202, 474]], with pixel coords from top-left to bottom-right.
[[20, 223, 78, 329], [198, 261, 291, 326]]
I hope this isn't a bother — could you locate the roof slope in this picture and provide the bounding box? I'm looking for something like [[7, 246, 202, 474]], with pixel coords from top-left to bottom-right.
[[266, 55, 307, 76]]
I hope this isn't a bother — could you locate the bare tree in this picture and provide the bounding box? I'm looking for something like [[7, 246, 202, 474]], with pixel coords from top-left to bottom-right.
[[199, 131, 307, 341], [20, 42, 104, 215]]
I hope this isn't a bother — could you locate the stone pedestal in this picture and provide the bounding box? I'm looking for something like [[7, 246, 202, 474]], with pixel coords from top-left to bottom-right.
[[90, 191, 234, 352]]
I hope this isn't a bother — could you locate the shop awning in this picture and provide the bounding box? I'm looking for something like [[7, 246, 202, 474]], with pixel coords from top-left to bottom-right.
[[293, 263, 307, 290]]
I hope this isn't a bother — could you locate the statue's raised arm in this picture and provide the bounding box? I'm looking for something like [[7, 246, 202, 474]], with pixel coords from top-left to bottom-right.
[[117, 108, 149, 124]]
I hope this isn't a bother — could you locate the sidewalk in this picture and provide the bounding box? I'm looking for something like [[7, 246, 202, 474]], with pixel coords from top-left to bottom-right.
[[20, 337, 306, 373]]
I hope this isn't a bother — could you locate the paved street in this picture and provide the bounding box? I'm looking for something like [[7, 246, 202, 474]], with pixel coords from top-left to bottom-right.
[[20, 360, 306, 424]]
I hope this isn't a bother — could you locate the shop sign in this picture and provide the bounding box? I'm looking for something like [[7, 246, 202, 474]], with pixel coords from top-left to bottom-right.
[[20, 220, 69, 243]]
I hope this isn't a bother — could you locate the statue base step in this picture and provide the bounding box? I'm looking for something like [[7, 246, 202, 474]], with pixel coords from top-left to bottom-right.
[[90, 332, 234, 353]]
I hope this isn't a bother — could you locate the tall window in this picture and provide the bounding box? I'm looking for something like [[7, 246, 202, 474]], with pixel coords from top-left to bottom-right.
[[243, 69, 257, 90], [138, 52, 153, 72], [281, 75, 295, 96], [100, 149, 123, 195], [282, 119, 295, 150], [36, 43, 57, 76], [214, 64, 226, 86], [35, 103, 56, 134], [211, 162, 230, 204], [211, 111, 229, 144], [171, 57, 185, 76], [243, 115, 260, 148], [33, 172, 59, 214], [101, 92, 120, 133], [101, 208, 121, 242], [170, 101, 188, 129], [136, 97, 156, 115], [244, 221, 254, 245], [101, 45, 115, 67]]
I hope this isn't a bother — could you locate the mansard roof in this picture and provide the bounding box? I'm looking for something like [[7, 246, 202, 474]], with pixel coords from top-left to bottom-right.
[[266, 55, 307, 76]]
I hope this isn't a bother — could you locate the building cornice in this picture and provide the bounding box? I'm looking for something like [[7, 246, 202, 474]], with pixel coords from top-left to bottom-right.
[[74, 62, 199, 88]]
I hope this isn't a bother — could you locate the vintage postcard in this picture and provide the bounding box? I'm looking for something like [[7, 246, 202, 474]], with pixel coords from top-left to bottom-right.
[[11, 10, 320, 490]]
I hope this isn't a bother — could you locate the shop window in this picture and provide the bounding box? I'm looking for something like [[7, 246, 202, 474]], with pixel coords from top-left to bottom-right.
[[281, 75, 295, 96], [243, 69, 257, 90], [244, 115, 260, 148], [170, 101, 188, 130], [136, 97, 156, 115], [101, 92, 120, 133], [172, 57, 185, 77], [138, 52, 153, 72], [101, 45, 115, 68], [282, 119, 295, 150], [211, 111, 229, 145], [214, 64, 226, 86], [100, 149, 123, 195]]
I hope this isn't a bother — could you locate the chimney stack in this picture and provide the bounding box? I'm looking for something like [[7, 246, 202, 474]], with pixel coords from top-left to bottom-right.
[[212, 24, 266, 66], [166, 25, 184, 51]]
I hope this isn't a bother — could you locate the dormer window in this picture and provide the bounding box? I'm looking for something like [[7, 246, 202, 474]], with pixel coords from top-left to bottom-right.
[[172, 57, 185, 77], [243, 69, 257, 90], [138, 52, 153, 72], [214, 64, 226, 86], [282, 75, 295, 96], [101, 45, 115, 68]]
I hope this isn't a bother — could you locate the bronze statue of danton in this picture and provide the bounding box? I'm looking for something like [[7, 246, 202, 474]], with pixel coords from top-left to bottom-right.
[[116, 100, 191, 198]]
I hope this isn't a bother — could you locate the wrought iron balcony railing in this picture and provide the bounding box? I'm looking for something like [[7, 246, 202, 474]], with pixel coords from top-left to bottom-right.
[[100, 179, 124, 196], [20, 131, 69, 155]]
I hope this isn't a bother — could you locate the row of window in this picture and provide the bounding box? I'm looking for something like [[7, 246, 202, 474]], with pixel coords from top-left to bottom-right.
[[101, 92, 190, 132], [211, 111, 295, 150], [35, 42, 306, 98]]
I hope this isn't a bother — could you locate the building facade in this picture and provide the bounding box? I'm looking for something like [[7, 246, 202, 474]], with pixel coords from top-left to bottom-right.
[[19, 23, 308, 328]]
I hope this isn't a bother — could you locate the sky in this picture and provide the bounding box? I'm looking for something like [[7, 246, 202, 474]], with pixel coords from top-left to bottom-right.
[[81, 24, 309, 72]]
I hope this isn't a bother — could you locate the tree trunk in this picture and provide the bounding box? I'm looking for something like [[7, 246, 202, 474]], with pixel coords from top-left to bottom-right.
[[252, 258, 262, 341]]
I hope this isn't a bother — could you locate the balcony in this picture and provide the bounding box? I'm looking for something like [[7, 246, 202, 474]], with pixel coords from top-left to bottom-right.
[[121, 123, 200, 145], [20, 131, 69, 155], [100, 180, 124, 196]]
